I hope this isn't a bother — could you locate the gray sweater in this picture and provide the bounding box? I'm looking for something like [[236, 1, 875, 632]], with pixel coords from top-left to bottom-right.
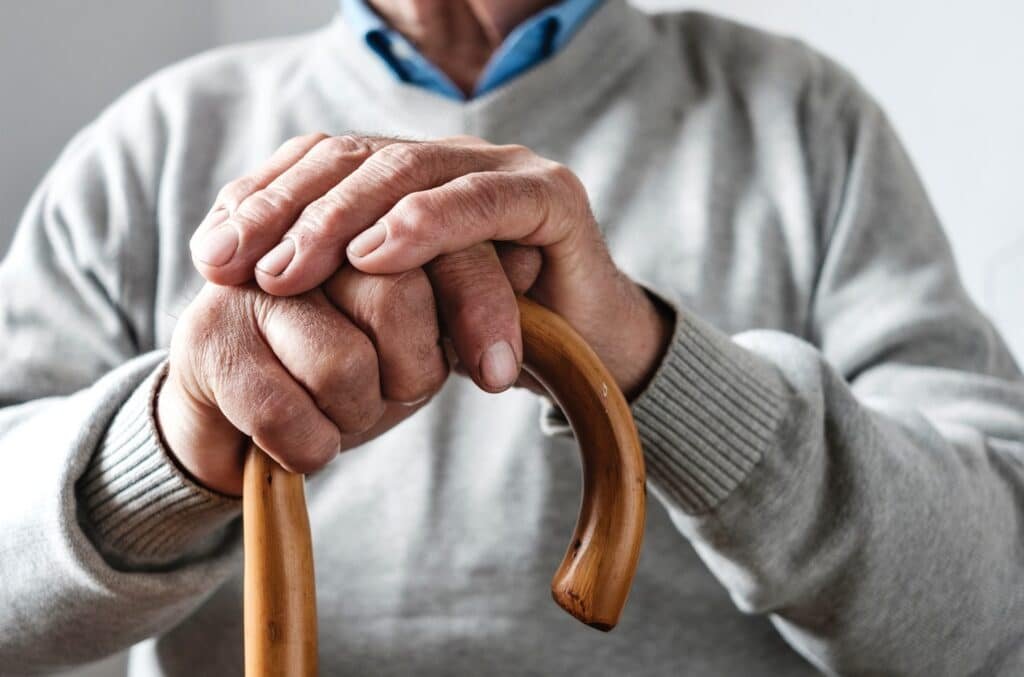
[[1, 2, 1022, 675]]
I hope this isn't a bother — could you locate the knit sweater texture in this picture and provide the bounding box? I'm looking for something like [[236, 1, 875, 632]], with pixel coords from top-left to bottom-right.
[[1, 2, 1022, 674]]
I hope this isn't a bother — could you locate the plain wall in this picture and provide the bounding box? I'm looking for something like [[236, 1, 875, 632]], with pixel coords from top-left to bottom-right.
[[0, 3, 1019, 676]]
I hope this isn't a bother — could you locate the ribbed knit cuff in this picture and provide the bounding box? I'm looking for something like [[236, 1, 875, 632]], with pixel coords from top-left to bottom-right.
[[78, 362, 241, 567], [631, 308, 788, 515]]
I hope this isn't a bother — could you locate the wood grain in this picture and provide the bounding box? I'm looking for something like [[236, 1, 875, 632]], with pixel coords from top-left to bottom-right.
[[517, 296, 646, 631], [243, 446, 318, 676], [242, 295, 646, 674]]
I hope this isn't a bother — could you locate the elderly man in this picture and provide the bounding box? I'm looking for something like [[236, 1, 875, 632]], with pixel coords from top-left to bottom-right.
[[1, 0, 1022, 674]]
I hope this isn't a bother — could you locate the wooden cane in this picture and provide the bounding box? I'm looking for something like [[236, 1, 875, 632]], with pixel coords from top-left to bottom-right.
[[243, 296, 646, 676]]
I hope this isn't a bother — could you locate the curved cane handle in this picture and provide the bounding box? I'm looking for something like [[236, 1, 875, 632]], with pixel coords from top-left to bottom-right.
[[517, 296, 646, 630], [243, 296, 646, 675]]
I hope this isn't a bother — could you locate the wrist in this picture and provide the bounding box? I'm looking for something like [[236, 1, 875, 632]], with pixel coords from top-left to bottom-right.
[[537, 247, 673, 400], [156, 366, 247, 497], [617, 284, 675, 399]]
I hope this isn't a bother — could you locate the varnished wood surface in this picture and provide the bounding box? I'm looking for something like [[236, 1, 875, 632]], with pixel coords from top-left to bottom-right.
[[243, 295, 646, 675], [517, 296, 646, 631], [243, 446, 318, 676]]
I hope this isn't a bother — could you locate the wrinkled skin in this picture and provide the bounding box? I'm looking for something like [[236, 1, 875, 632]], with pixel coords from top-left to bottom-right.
[[161, 134, 672, 495]]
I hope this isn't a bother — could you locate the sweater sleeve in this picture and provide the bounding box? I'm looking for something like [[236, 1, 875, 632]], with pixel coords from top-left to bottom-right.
[[0, 106, 241, 672], [628, 63, 1024, 673]]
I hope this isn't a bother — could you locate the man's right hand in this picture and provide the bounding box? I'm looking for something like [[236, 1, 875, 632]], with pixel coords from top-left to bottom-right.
[[156, 267, 449, 497]]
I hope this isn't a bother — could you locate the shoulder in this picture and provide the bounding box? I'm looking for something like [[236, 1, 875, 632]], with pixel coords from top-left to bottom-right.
[[634, 9, 905, 259], [646, 10, 893, 202], [47, 25, 338, 224], [39, 27, 334, 263], [646, 10, 880, 131], [92, 27, 327, 137]]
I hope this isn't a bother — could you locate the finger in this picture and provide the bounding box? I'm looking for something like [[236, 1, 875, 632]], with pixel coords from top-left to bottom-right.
[[433, 244, 542, 395], [191, 133, 327, 268], [494, 242, 542, 294], [190, 287, 342, 475], [195, 135, 396, 286], [436, 134, 489, 147], [346, 166, 590, 275], [255, 141, 526, 297], [324, 266, 448, 405], [256, 289, 387, 436], [443, 338, 545, 395], [425, 242, 522, 393]]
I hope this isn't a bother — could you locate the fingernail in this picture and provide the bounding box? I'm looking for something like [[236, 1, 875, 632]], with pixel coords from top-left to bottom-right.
[[195, 226, 239, 266], [348, 222, 387, 259], [480, 341, 518, 391], [257, 238, 296, 276]]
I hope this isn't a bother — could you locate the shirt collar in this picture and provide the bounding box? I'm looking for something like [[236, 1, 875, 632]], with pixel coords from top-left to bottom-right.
[[340, 0, 604, 100]]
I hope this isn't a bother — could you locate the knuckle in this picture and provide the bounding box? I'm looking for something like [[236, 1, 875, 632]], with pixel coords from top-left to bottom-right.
[[390, 358, 447, 404], [233, 190, 292, 228], [420, 360, 448, 395], [302, 354, 349, 413], [349, 402, 384, 434], [174, 285, 260, 403], [390, 194, 436, 242], [304, 331, 379, 417], [390, 268, 433, 308], [544, 160, 583, 193], [250, 391, 338, 473], [336, 335, 379, 388], [299, 131, 331, 145], [350, 270, 434, 347], [369, 269, 432, 325], [185, 285, 241, 336], [257, 183, 300, 212], [313, 134, 372, 164], [376, 141, 420, 168], [294, 194, 347, 240], [456, 171, 493, 195], [538, 162, 589, 225], [373, 142, 433, 183], [249, 388, 300, 441], [329, 338, 384, 431], [498, 143, 532, 161]]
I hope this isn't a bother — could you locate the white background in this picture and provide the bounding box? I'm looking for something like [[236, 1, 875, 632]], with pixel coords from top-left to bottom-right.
[[0, 2, 1020, 675]]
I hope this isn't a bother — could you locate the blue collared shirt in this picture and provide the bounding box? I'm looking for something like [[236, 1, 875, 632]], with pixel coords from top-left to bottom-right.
[[340, 0, 604, 100]]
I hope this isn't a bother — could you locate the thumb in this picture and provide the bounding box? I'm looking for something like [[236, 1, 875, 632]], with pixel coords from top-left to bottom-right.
[[426, 242, 525, 393]]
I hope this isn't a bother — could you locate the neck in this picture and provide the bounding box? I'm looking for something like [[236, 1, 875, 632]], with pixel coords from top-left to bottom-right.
[[367, 0, 557, 94]]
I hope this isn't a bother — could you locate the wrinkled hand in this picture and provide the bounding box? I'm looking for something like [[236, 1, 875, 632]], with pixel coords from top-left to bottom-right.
[[157, 267, 452, 496], [191, 133, 673, 399]]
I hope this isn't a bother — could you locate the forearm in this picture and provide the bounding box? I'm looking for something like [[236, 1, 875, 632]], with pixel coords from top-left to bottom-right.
[[0, 353, 240, 671], [631, 309, 1024, 674]]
